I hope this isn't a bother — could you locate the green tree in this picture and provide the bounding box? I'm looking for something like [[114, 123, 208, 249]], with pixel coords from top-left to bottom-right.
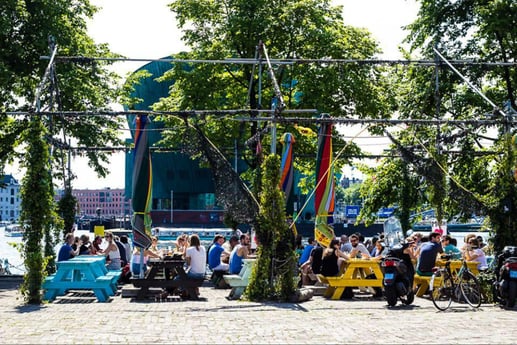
[[154, 0, 394, 181], [1, 1, 124, 303], [359, 0, 517, 250], [400, 0, 517, 250]]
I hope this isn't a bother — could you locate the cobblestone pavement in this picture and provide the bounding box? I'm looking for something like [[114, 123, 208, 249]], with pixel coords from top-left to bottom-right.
[[0, 282, 515, 344]]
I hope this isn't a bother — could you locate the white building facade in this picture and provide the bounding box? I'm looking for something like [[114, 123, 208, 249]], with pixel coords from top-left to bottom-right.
[[0, 175, 21, 222]]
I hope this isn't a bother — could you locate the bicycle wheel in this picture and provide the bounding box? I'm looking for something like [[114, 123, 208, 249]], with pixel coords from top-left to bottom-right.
[[430, 270, 453, 311], [459, 271, 481, 308]]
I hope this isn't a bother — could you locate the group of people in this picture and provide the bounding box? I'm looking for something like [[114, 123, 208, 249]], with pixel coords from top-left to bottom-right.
[[58, 231, 132, 270], [207, 233, 252, 275], [298, 231, 489, 287]]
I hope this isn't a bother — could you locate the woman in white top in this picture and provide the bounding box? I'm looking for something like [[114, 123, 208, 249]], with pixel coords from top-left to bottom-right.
[[100, 231, 121, 270], [185, 234, 206, 280], [464, 237, 488, 270]]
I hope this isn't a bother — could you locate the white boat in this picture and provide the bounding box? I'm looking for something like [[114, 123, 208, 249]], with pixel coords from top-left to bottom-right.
[[151, 227, 234, 241], [4, 224, 23, 237]]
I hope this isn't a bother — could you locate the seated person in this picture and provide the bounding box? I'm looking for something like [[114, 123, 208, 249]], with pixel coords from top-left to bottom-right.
[[171, 234, 188, 259], [348, 234, 371, 259], [300, 242, 323, 285], [371, 240, 388, 260], [130, 247, 162, 276], [90, 235, 103, 255], [114, 236, 128, 267], [99, 231, 122, 270], [416, 232, 443, 276], [298, 237, 315, 266], [463, 237, 488, 270], [184, 234, 206, 280], [321, 239, 350, 277], [441, 235, 461, 259], [78, 234, 92, 255], [58, 233, 81, 261], [208, 235, 230, 272], [228, 234, 250, 274], [149, 236, 163, 257]]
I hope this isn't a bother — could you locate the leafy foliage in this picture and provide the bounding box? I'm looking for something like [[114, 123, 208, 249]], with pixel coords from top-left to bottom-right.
[[1, 1, 124, 303], [245, 154, 297, 301], [154, 0, 394, 182], [19, 118, 62, 303]]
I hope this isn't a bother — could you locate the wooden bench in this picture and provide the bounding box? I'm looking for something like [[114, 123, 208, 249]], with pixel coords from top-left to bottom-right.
[[223, 259, 255, 300], [414, 260, 479, 297]]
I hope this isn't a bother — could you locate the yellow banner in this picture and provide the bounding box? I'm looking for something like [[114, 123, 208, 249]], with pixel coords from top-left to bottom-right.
[[314, 219, 334, 248], [94, 225, 105, 237]]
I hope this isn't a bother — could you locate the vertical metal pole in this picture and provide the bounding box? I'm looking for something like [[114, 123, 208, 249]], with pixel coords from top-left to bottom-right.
[[234, 139, 238, 172], [170, 190, 173, 223]]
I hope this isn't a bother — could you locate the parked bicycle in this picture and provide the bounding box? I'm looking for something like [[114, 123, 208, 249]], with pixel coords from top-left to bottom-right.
[[429, 254, 482, 311]]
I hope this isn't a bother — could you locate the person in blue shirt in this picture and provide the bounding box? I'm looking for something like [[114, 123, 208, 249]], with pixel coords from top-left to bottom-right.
[[208, 235, 230, 272], [298, 237, 315, 266], [57, 232, 81, 261], [441, 235, 461, 259], [228, 234, 250, 274], [416, 232, 443, 276]]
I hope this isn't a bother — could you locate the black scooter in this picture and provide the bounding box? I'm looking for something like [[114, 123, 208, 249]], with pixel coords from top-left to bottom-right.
[[494, 246, 517, 308], [381, 243, 414, 307]]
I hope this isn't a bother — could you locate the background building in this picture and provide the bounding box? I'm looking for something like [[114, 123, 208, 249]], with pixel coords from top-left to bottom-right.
[[0, 175, 21, 222]]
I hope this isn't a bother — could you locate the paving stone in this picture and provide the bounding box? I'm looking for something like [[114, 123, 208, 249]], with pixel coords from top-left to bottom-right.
[[0, 284, 515, 344]]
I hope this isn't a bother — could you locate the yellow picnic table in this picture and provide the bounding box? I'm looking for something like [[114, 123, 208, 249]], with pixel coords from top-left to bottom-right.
[[413, 260, 479, 297], [318, 258, 383, 300]]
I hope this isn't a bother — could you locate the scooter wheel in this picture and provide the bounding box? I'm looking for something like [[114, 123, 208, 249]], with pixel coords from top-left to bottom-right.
[[507, 281, 517, 308], [402, 289, 415, 305], [385, 286, 397, 307]]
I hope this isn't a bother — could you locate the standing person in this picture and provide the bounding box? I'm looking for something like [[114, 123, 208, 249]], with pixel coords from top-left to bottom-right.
[[229, 234, 250, 274], [185, 234, 206, 280], [100, 231, 122, 270], [58, 233, 81, 261], [416, 232, 443, 276], [208, 235, 230, 272]]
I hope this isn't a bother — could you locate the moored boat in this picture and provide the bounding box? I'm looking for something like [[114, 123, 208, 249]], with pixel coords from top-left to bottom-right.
[[4, 224, 23, 237], [151, 227, 234, 241]]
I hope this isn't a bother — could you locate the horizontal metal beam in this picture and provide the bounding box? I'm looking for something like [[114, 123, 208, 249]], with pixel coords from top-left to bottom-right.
[[40, 55, 517, 67]]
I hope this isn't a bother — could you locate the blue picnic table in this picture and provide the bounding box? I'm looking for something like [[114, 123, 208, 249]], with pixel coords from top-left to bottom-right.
[[43, 256, 121, 302]]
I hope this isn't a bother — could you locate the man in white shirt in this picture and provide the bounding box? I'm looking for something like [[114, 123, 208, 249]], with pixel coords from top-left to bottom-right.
[[349, 234, 371, 259]]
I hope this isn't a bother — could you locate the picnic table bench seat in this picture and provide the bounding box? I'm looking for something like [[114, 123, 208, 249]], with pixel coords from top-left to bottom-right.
[[42, 256, 117, 302], [223, 259, 256, 300]]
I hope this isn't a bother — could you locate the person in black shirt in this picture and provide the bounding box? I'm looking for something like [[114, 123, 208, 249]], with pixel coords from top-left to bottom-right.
[[320, 239, 350, 277]]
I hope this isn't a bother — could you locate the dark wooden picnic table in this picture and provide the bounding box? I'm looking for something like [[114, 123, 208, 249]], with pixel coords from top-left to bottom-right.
[[130, 258, 203, 300]]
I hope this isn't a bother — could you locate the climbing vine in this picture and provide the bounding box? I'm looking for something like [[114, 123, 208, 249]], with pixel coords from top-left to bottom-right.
[[19, 118, 62, 303], [245, 154, 297, 301]]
